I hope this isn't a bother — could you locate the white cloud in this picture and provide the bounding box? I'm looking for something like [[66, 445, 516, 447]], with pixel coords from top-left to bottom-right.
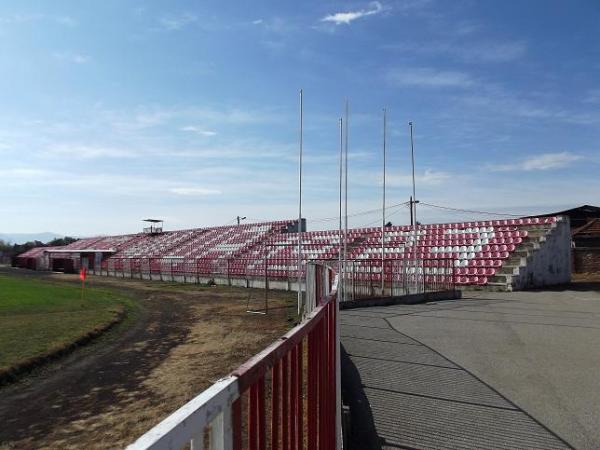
[[461, 41, 527, 63], [180, 126, 217, 136], [353, 168, 451, 188], [457, 84, 599, 125], [4, 168, 224, 198], [0, 13, 44, 24], [386, 67, 475, 88], [103, 105, 284, 132], [584, 89, 600, 104], [46, 144, 138, 159], [491, 152, 582, 172], [54, 15, 77, 27], [159, 13, 197, 31], [387, 169, 451, 186], [4, 168, 52, 179], [169, 145, 286, 160], [169, 187, 221, 196], [252, 17, 292, 34], [321, 1, 383, 25], [396, 41, 526, 63], [0, 14, 77, 26], [53, 51, 90, 64], [454, 21, 481, 36]]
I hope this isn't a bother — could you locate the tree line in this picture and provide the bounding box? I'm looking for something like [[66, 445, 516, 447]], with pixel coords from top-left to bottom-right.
[[0, 237, 78, 260]]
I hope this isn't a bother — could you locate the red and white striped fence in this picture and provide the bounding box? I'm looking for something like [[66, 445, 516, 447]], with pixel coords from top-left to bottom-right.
[[127, 262, 341, 450]]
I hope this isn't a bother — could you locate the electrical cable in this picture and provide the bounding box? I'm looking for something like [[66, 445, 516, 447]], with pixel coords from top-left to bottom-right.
[[419, 202, 524, 217], [308, 200, 411, 223]]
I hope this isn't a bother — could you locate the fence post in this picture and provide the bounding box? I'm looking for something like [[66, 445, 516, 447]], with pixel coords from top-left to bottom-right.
[[227, 259, 231, 286]]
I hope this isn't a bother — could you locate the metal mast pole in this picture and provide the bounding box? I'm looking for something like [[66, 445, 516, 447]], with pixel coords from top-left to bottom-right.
[[409, 121, 418, 293], [297, 89, 303, 315], [344, 100, 349, 302], [338, 117, 344, 301], [336, 119, 344, 447], [381, 108, 387, 295], [336, 112, 343, 449]]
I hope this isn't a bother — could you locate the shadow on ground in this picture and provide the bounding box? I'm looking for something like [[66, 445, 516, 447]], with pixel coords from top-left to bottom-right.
[[341, 345, 382, 450]]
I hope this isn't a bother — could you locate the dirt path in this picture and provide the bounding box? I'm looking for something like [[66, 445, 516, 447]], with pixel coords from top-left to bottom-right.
[[0, 269, 295, 449]]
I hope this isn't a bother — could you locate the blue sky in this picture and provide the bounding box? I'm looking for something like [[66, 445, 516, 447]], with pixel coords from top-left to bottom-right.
[[1, 0, 599, 236]]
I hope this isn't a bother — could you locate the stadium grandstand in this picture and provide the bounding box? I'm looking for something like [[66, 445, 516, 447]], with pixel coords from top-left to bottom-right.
[[15, 215, 571, 291]]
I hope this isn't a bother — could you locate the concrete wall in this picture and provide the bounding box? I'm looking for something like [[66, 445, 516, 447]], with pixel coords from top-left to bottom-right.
[[91, 268, 306, 292], [514, 217, 572, 289], [573, 247, 600, 273]]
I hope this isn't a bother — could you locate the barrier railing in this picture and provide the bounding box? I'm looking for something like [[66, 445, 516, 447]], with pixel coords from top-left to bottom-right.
[[337, 257, 455, 301], [95, 257, 454, 306], [127, 263, 340, 450], [97, 257, 303, 281]]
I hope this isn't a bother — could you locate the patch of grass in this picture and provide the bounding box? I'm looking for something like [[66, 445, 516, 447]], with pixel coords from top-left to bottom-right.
[[0, 274, 134, 372]]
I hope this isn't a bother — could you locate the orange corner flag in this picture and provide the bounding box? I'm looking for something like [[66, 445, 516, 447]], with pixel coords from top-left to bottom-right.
[[79, 267, 87, 281]]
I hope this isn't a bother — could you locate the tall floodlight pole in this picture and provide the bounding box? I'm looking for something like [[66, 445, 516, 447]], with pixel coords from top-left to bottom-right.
[[409, 121, 418, 293], [336, 120, 344, 447], [297, 89, 303, 315], [336, 116, 343, 448], [338, 117, 344, 302], [381, 109, 387, 295], [344, 100, 349, 302]]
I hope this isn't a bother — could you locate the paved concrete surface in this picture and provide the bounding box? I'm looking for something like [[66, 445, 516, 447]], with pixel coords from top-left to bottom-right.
[[341, 287, 600, 449]]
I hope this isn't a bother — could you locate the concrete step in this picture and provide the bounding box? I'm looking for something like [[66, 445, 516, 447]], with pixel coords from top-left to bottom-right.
[[485, 282, 511, 291], [489, 274, 512, 284], [524, 224, 553, 231], [499, 265, 520, 275], [475, 221, 558, 291], [525, 230, 550, 238], [506, 256, 524, 266]]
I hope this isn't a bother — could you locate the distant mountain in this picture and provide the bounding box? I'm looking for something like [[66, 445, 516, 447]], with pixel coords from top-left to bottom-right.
[[0, 232, 63, 245]]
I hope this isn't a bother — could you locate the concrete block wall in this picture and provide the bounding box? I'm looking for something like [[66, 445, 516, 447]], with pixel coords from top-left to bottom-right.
[[512, 216, 572, 289]]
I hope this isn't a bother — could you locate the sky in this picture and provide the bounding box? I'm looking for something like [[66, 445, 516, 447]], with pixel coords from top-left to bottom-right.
[[1, 0, 600, 236]]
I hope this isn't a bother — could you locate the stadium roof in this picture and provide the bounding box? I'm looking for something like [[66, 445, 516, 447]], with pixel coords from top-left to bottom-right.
[[534, 205, 600, 217], [527, 205, 600, 228], [572, 218, 600, 237]]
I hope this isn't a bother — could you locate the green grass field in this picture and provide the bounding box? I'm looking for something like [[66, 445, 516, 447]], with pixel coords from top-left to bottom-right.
[[0, 274, 134, 373]]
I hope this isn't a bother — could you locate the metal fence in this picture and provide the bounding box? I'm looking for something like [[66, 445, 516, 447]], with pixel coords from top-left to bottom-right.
[[98, 257, 298, 281], [337, 257, 456, 301], [94, 257, 454, 301], [127, 262, 340, 450]]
